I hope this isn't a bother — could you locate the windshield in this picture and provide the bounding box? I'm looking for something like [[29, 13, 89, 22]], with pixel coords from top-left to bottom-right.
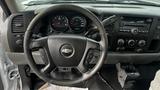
[[15, 0, 160, 6], [14, 0, 160, 11]]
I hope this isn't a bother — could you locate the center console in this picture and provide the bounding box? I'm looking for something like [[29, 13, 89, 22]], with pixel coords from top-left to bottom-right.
[[107, 16, 157, 53]]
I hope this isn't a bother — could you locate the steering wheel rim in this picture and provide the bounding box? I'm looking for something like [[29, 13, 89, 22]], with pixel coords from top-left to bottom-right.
[[24, 4, 108, 86]]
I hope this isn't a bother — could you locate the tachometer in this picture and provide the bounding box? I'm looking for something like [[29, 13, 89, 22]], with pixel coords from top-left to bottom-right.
[[51, 15, 69, 32], [70, 16, 87, 33]]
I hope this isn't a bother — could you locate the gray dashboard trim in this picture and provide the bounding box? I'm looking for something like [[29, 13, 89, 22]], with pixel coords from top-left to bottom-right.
[[0, 15, 12, 52], [7, 52, 160, 65], [6, 52, 44, 65]]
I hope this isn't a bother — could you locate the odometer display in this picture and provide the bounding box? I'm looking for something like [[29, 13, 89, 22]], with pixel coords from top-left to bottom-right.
[[51, 15, 69, 32]]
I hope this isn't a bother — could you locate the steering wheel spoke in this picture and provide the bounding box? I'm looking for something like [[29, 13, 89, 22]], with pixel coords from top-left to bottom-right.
[[87, 38, 101, 50], [39, 47, 56, 74], [41, 63, 55, 74], [76, 38, 101, 74], [77, 61, 88, 74], [29, 37, 48, 50]]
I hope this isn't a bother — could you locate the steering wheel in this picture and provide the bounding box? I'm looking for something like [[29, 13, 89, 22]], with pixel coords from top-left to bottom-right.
[[24, 4, 108, 86]]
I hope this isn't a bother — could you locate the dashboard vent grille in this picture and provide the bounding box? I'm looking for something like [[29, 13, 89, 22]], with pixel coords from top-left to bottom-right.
[[12, 15, 25, 33]]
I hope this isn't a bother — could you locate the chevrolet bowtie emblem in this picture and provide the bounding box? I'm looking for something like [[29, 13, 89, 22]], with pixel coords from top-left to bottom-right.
[[60, 44, 74, 58], [61, 49, 73, 54]]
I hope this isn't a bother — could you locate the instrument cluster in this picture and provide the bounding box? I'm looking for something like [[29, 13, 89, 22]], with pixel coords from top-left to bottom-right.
[[49, 15, 87, 34]]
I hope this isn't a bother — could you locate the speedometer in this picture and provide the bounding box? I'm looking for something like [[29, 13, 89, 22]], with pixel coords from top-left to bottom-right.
[[70, 16, 87, 33], [51, 15, 69, 32]]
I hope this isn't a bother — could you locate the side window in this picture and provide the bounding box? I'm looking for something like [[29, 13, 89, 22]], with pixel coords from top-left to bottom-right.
[[0, 7, 5, 23], [0, 7, 2, 38], [0, 6, 5, 43], [0, 7, 3, 23]]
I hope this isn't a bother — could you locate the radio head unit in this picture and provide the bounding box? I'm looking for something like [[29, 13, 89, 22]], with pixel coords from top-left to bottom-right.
[[119, 16, 152, 35]]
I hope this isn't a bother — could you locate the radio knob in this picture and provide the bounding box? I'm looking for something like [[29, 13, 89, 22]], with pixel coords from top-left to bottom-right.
[[117, 39, 125, 46], [138, 40, 146, 47], [131, 28, 138, 35], [128, 39, 136, 47]]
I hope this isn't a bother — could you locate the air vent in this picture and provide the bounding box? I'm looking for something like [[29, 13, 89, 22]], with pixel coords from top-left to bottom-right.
[[12, 15, 25, 33]]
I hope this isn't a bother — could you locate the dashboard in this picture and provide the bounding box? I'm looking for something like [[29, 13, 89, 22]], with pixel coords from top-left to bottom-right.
[[3, 5, 160, 64]]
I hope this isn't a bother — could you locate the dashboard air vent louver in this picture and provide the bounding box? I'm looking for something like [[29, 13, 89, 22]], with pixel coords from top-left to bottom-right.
[[12, 15, 25, 33]]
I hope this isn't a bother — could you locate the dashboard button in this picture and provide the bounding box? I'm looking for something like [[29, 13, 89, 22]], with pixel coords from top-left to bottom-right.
[[157, 26, 160, 30], [146, 18, 152, 23], [15, 34, 21, 38]]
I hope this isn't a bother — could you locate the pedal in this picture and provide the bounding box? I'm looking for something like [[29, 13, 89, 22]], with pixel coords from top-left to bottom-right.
[[116, 63, 140, 89], [121, 64, 140, 81]]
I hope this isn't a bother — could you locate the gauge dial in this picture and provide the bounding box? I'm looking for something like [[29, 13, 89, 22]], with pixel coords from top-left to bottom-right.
[[70, 16, 87, 33], [51, 15, 69, 32]]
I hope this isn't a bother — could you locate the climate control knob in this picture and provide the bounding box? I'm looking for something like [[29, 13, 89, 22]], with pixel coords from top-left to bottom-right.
[[117, 39, 125, 46], [128, 39, 136, 47], [138, 40, 146, 47]]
